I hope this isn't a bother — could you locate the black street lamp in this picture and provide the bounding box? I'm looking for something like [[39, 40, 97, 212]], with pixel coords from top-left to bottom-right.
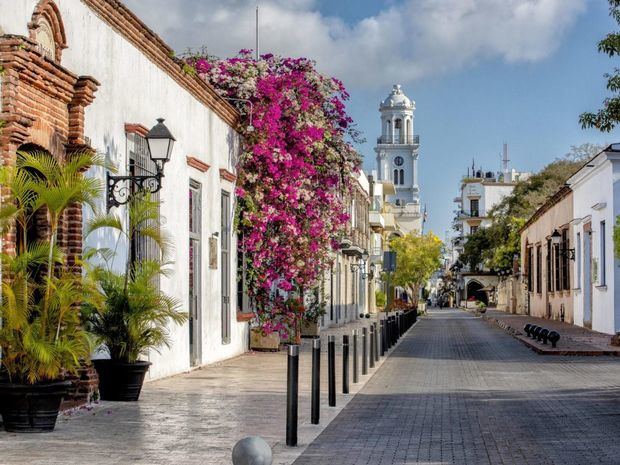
[[550, 228, 575, 261], [351, 250, 370, 277], [106, 118, 176, 210]]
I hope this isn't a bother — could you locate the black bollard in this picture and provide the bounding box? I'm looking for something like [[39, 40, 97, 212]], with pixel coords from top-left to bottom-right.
[[374, 322, 379, 363], [352, 329, 359, 384], [380, 320, 386, 356], [342, 335, 349, 394], [396, 312, 401, 338], [369, 325, 375, 368], [328, 335, 336, 407], [311, 338, 320, 425], [362, 327, 368, 375], [286, 344, 299, 447]]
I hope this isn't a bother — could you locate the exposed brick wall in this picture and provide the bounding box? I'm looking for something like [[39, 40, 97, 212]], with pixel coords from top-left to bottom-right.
[[1, 16, 98, 404]]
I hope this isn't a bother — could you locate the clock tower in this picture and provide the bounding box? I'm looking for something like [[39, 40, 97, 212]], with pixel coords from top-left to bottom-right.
[[374, 84, 422, 233]]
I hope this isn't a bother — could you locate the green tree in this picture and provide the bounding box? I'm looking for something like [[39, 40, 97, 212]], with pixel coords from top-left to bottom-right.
[[580, 0, 620, 132], [389, 232, 443, 308]]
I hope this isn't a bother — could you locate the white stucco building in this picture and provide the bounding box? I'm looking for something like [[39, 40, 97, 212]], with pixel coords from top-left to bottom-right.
[[451, 154, 530, 305], [374, 85, 422, 234], [0, 0, 249, 380], [567, 144, 620, 335]]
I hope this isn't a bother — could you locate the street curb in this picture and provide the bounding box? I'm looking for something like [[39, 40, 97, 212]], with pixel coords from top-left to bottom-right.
[[483, 316, 620, 356]]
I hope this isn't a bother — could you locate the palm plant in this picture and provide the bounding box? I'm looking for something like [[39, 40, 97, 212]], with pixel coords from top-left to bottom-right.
[[84, 192, 186, 363], [0, 150, 104, 384]]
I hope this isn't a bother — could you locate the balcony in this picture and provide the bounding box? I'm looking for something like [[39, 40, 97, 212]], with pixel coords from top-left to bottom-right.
[[376, 134, 420, 145], [457, 209, 481, 219], [369, 211, 385, 228]]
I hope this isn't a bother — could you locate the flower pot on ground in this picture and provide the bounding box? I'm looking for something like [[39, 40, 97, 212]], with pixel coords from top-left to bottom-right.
[[300, 320, 320, 337], [0, 380, 72, 432], [84, 193, 186, 402], [0, 150, 104, 432], [250, 328, 281, 351], [92, 360, 151, 401]]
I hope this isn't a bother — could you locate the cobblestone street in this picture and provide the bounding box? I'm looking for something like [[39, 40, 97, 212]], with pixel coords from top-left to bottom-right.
[[295, 309, 620, 465]]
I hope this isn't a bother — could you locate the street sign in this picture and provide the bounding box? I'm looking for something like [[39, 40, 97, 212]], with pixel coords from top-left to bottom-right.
[[383, 251, 397, 272]]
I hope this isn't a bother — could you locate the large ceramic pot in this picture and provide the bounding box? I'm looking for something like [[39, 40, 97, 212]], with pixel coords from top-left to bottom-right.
[[93, 359, 151, 402], [300, 320, 320, 337], [0, 380, 71, 432], [250, 328, 280, 351]]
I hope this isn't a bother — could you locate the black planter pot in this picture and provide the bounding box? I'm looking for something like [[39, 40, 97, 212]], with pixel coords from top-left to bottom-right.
[[93, 359, 151, 401], [0, 380, 71, 433]]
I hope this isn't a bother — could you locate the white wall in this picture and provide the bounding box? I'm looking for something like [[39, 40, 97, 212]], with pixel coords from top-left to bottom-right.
[[1, 0, 249, 379], [570, 154, 619, 335]]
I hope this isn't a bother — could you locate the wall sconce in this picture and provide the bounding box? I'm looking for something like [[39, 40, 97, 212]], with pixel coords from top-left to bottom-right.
[[106, 118, 175, 211], [550, 229, 575, 260]]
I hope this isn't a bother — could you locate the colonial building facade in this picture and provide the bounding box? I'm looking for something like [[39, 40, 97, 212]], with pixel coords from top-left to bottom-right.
[[451, 153, 530, 306], [520, 187, 574, 322], [0, 0, 249, 379], [567, 145, 620, 335]]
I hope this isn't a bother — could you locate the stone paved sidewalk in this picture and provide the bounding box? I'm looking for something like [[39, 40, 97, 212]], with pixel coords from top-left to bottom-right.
[[295, 308, 620, 465], [0, 315, 403, 465], [483, 309, 620, 355]]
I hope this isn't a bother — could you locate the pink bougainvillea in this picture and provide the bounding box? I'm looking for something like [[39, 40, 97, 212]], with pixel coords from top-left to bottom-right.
[[186, 50, 361, 326]]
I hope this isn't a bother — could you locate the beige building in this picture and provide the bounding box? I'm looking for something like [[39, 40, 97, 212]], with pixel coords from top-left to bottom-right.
[[520, 186, 574, 323]]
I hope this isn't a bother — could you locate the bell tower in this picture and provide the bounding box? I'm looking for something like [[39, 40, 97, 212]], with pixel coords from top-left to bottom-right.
[[374, 84, 422, 233]]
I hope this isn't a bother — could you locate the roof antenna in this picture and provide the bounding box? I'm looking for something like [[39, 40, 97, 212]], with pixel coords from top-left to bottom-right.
[[255, 6, 260, 60]]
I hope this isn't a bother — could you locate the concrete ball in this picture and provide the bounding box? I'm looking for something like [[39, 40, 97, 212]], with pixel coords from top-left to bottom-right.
[[232, 436, 273, 465]]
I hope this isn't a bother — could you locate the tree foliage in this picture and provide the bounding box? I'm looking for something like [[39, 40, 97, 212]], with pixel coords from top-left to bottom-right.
[[580, 0, 620, 132], [390, 232, 443, 299]]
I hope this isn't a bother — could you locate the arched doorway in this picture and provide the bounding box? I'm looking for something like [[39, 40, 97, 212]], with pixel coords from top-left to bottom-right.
[[466, 280, 488, 305]]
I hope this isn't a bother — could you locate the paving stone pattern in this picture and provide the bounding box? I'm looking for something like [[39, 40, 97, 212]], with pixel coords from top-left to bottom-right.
[[0, 316, 391, 465], [295, 309, 620, 465]]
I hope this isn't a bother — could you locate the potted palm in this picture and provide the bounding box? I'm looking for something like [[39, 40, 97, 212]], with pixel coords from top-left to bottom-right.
[[83, 193, 186, 401], [0, 150, 103, 432]]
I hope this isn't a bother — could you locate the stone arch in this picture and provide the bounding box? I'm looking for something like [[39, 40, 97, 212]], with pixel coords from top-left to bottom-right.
[[466, 279, 487, 305], [28, 0, 67, 62]]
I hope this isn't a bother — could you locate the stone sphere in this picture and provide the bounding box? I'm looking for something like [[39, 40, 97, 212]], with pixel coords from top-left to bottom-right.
[[232, 437, 273, 465]]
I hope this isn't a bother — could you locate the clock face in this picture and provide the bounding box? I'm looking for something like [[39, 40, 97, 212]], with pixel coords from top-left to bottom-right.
[[394, 156, 404, 166]]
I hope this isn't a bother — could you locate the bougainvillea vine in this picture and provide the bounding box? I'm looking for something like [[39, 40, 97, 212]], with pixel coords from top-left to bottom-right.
[[185, 50, 362, 333]]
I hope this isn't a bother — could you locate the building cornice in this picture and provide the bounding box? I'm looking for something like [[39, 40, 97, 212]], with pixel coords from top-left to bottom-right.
[[80, 0, 240, 129]]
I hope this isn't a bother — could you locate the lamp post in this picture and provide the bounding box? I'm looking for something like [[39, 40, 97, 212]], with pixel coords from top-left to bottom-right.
[[106, 118, 175, 211]]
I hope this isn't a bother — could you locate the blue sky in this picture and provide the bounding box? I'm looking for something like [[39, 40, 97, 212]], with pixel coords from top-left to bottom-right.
[[345, 1, 616, 239], [127, 0, 618, 239]]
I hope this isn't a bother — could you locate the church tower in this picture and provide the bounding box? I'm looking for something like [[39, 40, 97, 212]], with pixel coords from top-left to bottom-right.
[[374, 84, 422, 234]]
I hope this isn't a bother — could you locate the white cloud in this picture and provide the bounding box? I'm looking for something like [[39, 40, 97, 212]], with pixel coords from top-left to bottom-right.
[[123, 0, 586, 89]]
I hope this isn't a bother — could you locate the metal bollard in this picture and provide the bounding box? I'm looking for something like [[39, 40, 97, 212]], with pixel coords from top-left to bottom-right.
[[374, 322, 379, 363], [369, 325, 375, 368], [311, 338, 320, 425], [362, 327, 368, 375], [380, 320, 386, 356], [342, 335, 349, 394], [328, 335, 336, 407], [286, 345, 299, 447], [352, 330, 359, 384]]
